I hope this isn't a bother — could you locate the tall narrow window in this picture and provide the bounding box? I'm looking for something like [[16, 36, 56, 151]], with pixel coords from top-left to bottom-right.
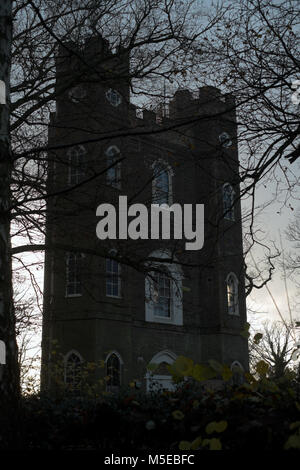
[[68, 145, 86, 185], [226, 273, 239, 315], [152, 271, 172, 318], [65, 351, 82, 391], [66, 252, 82, 296], [106, 256, 121, 297], [106, 146, 121, 189], [223, 183, 235, 221], [153, 163, 171, 204], [106, 353, 121, 391], [145, 250, 183, 325]]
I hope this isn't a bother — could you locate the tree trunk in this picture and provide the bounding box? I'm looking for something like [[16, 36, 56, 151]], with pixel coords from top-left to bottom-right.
[[0, 0, 20, 412]]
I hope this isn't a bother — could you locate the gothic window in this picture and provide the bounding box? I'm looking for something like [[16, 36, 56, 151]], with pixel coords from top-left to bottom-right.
[[219, 131, 232, 148], [106, 146, 121, 189], [226, 272, 239, 315], [106, 256, 121, 297], [230, 361, 244, 386], [65, 351, 82, 390], [106, 352, 122, 391], [106, 88, 122, 107], [223, 183, 235, 221], [146, 350, 177, 392], [152, 162, 172, 205], [68, 145, 86, 185], [145, 250, 183, 325], [68, 85, 87, 103], [66, 252, 82, 296]]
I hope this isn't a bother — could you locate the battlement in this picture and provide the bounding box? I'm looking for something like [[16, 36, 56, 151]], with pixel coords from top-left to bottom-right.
[[54, 36, 235, 126], [129, 86, 236, 125]]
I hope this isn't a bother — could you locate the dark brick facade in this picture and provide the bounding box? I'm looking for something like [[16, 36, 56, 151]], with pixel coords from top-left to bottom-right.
[[41, 37, 248, 392]]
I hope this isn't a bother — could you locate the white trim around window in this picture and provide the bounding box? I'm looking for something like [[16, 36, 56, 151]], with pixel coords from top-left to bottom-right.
[[145, 250, 183, 325]]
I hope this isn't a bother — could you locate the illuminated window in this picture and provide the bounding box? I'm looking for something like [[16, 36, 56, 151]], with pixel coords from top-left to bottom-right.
[[226, 273, 239, 315]]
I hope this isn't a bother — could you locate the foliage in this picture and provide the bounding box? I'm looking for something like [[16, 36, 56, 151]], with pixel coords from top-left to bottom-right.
[[2, 356, 300, 451]]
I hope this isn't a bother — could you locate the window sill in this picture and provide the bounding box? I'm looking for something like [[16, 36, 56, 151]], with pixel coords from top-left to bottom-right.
[[65, 293, 82, 298]]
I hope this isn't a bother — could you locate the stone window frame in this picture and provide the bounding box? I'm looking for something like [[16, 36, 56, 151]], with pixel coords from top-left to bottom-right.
[[145, 250, 183, 325], [145, 350, 177, 392]]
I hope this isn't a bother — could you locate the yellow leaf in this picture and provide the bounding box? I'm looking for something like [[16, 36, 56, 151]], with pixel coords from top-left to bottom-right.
[[289, 422, 300, 430], [169, 356, 194, 378], [221, 365, 233, 382], [206, 421, 228, 434], [255, 360, 269, 377], [192, 364, 216, 382], [172, 410, 185, 420], [215, 421, 228, 433], [285, 434, 300, 450], [179, 441, 191, 450], [190, 436, 202, 450], [202, 438, 222, 450]]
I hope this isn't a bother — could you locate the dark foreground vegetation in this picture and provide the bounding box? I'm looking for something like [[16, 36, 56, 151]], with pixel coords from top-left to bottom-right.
[[2, 360, 300, 451]]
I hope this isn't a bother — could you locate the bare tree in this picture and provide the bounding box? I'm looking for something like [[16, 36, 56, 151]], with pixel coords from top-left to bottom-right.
[[249, 320, 298, 379], [0, 0, 20, 407]]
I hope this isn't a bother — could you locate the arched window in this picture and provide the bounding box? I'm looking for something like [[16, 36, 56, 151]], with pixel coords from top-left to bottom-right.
[[68, 145, 86, 185], [152, 162, 173, 205], [106, 255, 121, 297], [145, 250, 183, 325], [106, 146, 121, 189], [66, 252, 82, 296], [146, 350, 177, 392], [230, 361, 244, 386], [64, 351, 83, 390], [106, 89, 122, 107], [223, 183, 235, 221], [226, 272, 239, 315], [106, 352, 122, 391]]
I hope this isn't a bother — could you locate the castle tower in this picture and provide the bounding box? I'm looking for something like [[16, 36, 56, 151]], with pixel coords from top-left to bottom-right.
[[41, 37, 248, 393]]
